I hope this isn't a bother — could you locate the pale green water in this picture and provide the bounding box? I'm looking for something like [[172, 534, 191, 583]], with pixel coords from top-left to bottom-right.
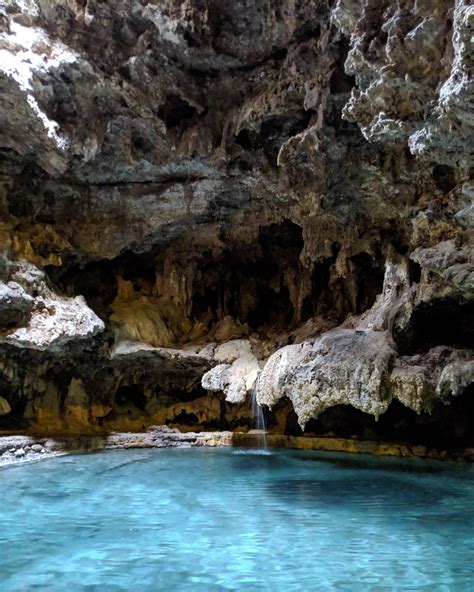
[[1, 448, 473, 591]]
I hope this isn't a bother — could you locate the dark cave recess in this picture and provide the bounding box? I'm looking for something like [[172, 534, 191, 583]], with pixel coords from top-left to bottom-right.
[[45, 220, 385, 338], [270, 390, 474, 450], [393, 298, 474, 355], [1, 368, 473, 452]]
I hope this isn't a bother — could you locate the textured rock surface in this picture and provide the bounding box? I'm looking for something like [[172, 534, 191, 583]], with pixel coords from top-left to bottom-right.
[[202, 340, 262, 403], [0, 0, 472, 448], [257, 262, 474, 425], [2, 429, 473, 466], [0, 427, 233, 467], [0, 258, 104, 350]]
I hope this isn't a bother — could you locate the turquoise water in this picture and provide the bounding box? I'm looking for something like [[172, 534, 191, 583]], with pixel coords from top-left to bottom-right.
[[1, 448, 473, 591]]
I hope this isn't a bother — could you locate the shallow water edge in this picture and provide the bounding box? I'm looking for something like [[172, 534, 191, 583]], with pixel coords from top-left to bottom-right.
[[1, 426, 474, 468]]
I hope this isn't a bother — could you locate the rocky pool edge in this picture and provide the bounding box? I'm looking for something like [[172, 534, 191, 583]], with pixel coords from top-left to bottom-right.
[[1, 426, 474, 467]]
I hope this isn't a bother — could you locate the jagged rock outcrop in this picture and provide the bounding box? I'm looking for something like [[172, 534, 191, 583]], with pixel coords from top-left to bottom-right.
[[202, 339, 262, 403], [0, 257, 104, 350], [0, 0, 472, 448], [257, 262, 473, 426]]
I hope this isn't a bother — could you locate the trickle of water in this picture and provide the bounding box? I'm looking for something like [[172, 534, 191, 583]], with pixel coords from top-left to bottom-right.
[[249, 389, 267, 450]]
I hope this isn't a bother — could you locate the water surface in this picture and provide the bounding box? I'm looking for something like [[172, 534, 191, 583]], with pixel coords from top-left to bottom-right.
[[1, 448, 473, 591]]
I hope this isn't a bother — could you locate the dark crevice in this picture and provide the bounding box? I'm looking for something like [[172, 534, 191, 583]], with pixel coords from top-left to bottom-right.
[[302, 250, 384, 322], [158, 94, 197, 129], [352, 253, 385, 313], [171, 411, 199, 426], [301, 257, 335, 319], [235, 111, 315, 166], [432, 163, 457, 194], [247, 284, 293, 329], [115, 384, 147, 412], [191, 220, 304, 331], [235, 128, 253, 149], [408, 259, 421, 284], [46, 258, 119, 320], [394, 299, 474, 355], [303, 390, 474, 449], [329, 38, 355, 94]]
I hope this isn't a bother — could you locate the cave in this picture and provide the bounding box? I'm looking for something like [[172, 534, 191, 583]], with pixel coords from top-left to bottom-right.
[[267, 390, 474, 452], [191, 219, 306, 331], [0, 2, 473, 589], [301, 250, 385, 321], [46, 220, 307, 337]]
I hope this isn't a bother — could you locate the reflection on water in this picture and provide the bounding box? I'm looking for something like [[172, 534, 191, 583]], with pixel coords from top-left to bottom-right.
[[0, 448, 473, 591]]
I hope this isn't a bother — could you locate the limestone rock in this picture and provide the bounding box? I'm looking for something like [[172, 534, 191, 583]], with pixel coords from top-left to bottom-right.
[[0, 0, 471, 444], [257, 328, 396, 426], [437, 359, 474, 400], [408, 2, 474, 170], [0, 257, 104, 350], [411, 240, 474, 295], [202, 340, 262, 403], [0, 281, 34, 329], [5, 293, 104, 350]]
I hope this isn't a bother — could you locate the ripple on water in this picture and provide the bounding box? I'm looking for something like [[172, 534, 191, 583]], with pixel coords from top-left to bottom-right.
[[0, 448, 473, 592], [231, 448, 273, 456]]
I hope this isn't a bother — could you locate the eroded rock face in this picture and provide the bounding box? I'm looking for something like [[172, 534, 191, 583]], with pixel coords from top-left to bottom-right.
[[0, 258, 104, 350], [0, 0, 472, 448], [257, 261, 473, 426]]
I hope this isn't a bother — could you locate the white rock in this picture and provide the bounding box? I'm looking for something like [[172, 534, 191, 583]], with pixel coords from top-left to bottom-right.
[[256, 328, 396, 427], [202, 340, 262, 403], [5, 293, 104, 350]]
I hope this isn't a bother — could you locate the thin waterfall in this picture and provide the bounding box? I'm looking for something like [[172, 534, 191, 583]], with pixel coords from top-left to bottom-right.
[[249, 389, 267, 450]]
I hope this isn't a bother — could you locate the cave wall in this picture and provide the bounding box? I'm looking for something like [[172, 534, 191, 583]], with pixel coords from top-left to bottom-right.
[[0, 0, 472, 447]]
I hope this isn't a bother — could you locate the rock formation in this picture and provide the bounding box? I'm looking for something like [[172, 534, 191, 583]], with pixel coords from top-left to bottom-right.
[[0, 0, 472, 449]]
